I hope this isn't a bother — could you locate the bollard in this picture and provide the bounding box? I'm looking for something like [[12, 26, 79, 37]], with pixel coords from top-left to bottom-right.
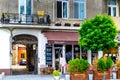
[[89, 73, 93, 80], [65, 73, 70, 80], [0, 72, 5, 80], [112, 71, 117, 79]]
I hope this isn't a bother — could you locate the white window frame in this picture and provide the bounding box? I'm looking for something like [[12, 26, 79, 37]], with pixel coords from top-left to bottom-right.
[[19, 0, 33, 15], [62, 1, 69, 19], [107, 0, 118, 17], [57, 0, 69, 19], [18, 0, 33, 23], [74, 0, 86, 20]]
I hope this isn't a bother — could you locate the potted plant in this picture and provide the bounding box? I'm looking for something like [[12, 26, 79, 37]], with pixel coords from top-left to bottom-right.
[[116, 60, 120, 78], [64, 22, 71, 26], [73, 23, 80, 27], [55, 23, 61, 26], [68, 58, 90, 80], [52, 70, 60, 80], [94, 56, 113, 80]]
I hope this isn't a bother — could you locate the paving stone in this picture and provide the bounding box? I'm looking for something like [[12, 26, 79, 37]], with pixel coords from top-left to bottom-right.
[[4, 75, 55, 80]]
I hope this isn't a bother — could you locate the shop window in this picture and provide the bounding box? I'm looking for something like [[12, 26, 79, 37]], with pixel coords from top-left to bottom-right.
[[74, 45, 80, 59], [65, 45, 72, 63], [81, 47, 87, 60]]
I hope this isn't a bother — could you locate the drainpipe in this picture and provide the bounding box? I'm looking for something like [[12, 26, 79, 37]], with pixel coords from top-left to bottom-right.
[[9, 28, 14, 75], [87, 50, 91, 64]]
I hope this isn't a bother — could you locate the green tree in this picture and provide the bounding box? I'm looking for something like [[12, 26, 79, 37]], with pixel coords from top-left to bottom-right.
[[78, 14, 117, 51]]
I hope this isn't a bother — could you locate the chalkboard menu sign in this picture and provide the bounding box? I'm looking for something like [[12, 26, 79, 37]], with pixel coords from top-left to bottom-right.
[[46, 44, 52, 65]]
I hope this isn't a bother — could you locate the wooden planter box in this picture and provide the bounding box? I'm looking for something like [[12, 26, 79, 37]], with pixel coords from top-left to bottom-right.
[[93, 71, 110, 80], [117, 71, 120, 79], [70, 72, 88, 80]]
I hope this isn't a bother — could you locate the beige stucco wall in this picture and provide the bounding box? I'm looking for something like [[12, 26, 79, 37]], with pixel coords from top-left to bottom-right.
[[86, 0, 107, 19], [1, 0, 120, 29], [0, 0, 108, 21]]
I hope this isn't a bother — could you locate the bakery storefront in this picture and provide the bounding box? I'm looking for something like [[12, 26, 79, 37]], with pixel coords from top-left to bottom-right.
[[44, 31, 87, 70]]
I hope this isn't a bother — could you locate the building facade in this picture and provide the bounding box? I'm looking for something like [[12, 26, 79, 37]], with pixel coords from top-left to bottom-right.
[[0, 0, 120, 75]]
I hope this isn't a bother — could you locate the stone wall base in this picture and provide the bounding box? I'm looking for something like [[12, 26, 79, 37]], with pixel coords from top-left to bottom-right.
[[0, 69, 11, 75]]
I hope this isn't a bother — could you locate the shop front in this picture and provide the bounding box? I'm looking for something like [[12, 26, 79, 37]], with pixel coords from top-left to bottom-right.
[[44, 31, 87, 72]]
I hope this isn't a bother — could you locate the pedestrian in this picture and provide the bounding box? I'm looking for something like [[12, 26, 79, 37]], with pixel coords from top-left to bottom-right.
[[59, 54, 66, 74]]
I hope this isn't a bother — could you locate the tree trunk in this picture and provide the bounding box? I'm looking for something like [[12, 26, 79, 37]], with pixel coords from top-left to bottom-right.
[[87, 50, 91, 64], [98, 51, 103, 59], [103, 71, 106, 80]]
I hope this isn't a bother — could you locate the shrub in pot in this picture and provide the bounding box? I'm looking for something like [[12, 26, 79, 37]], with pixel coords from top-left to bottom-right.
[[94, 56, 113, 80], [52, 70, 60, 80], [73, 23, 80, 27], [68, 58, 90, 80], [64, 23, 71, 26], [55, 23, 61, 26]]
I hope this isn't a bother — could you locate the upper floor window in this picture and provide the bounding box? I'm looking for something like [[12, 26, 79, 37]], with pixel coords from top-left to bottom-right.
[[108, 0, 117, 16], [19, 0, 32, 15], [74, 0, 85, 20], [57, 0, 69, 19]]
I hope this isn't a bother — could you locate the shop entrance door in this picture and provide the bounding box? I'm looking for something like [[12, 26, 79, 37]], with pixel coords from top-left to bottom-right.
[[54, 47, 62, 70]]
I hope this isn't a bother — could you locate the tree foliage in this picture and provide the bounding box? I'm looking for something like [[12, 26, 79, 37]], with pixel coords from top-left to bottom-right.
[[97, 56, 113, 72], [78, 14, 118, 51]]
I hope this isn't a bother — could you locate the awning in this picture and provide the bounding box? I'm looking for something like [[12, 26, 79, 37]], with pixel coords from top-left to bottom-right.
[[44, 31, 79, 45]]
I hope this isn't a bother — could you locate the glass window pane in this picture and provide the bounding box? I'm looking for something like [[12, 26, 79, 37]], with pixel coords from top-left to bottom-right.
[[63, 2, 67, 18], [108, 7, 111, 15], [74, 0, 84, 2], [113, 7, 116, 16], [74, 2, 79, 18], [57, 1, 62, 18], [108, 0, 117, 5], [74, 45, 80, 59], [80, 3, 84, 19], [26, 0, 31, 15], [20, 0, 25, 14]]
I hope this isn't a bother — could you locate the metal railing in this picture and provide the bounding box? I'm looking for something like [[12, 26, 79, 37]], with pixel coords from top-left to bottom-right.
[[0, 13, 50, 25]]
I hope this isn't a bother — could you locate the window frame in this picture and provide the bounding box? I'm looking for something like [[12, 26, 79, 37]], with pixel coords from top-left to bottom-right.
[[57, 0, 69, 19], [107, 0, 118, 17], [20, 53, 25, 58], [74, 0, 86, 20], [18, 0, 33, 15]]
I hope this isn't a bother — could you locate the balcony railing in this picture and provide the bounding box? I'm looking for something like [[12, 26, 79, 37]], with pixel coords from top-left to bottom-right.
[[0, 13, 50, 25]]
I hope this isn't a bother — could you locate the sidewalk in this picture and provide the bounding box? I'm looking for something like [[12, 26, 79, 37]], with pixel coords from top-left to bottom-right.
[[4, 74, 65, 80]]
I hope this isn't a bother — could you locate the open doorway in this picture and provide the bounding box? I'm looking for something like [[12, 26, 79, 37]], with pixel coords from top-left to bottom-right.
[[12, 35, 38, 75], [54, 45, 62, 70]]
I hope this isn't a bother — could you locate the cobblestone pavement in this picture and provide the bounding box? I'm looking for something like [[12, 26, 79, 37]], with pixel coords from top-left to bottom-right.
[[4, 75, 65, 80]]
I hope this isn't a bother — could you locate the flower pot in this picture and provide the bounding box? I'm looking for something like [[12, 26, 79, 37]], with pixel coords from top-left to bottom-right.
[[64, 23, 71, 26], [93, 70, 110, 80], [70, 72, 88, 80], [55, 23, 61, 26], [54, 76, 60, 80], [73, 23, 80, 27], [117, 71, 120, 79]]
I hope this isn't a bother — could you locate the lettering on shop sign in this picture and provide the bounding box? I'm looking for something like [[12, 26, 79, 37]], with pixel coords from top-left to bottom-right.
[[46, 44, 52, 65], [54, 41, 65, 44]]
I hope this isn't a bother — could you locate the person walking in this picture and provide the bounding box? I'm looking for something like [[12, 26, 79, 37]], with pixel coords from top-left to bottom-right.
[[59, 54, 66, 74]]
